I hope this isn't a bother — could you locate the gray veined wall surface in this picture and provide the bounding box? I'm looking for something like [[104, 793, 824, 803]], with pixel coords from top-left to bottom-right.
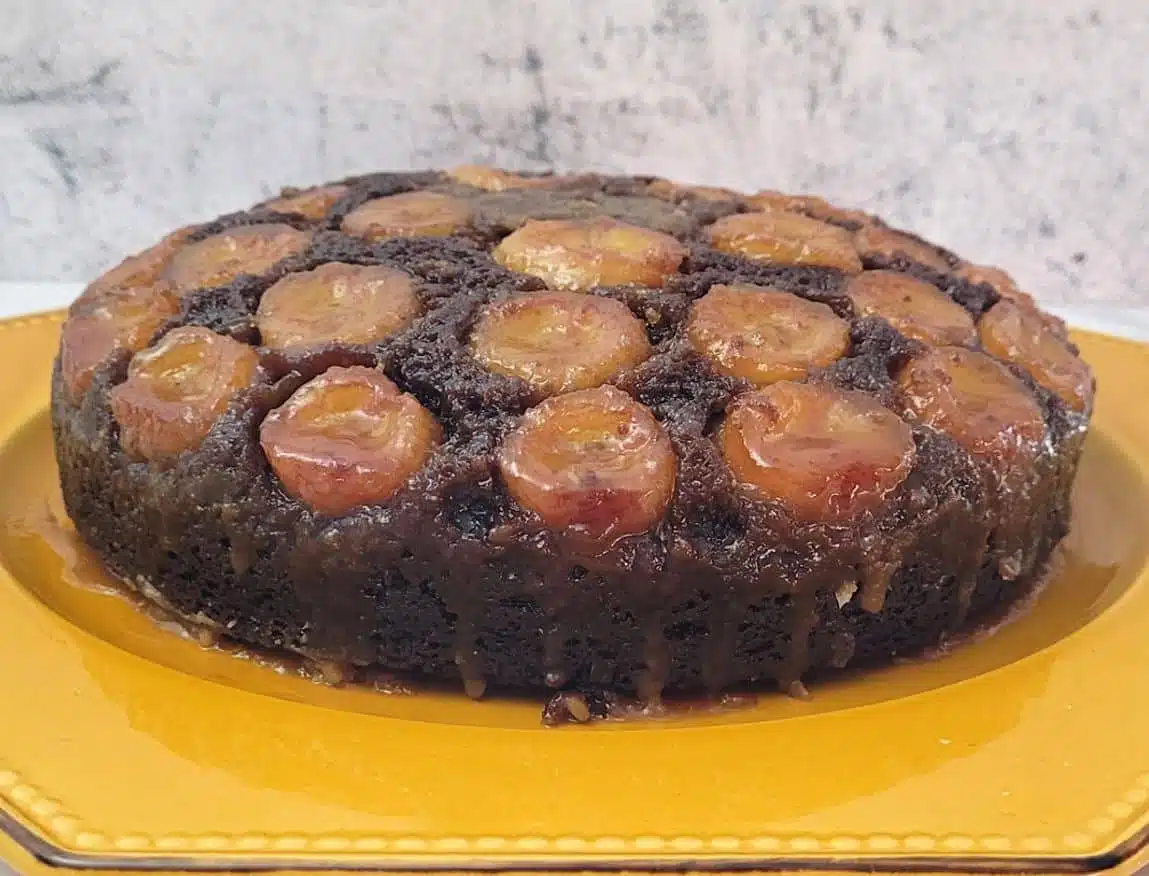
[[0, 0, 1145, 306]]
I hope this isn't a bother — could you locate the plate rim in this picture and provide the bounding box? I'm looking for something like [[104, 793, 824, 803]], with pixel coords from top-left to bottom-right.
[[4, 311, 1149, 872]]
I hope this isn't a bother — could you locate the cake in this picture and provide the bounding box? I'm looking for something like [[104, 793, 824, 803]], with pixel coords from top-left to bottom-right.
[[51, 167, 1094, 705]]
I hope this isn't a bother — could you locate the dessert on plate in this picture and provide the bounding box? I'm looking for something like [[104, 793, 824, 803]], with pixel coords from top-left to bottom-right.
[[51, 167, 1094, 703]]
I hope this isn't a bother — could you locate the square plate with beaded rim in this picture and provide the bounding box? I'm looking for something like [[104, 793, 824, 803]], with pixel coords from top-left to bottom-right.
[[3, 305, 1149, 875]]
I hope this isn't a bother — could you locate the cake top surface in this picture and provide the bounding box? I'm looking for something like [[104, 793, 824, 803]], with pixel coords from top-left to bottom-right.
[[57, 167, 1093, 547]]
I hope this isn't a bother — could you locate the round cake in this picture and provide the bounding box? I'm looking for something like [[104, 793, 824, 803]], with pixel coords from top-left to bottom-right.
[[51, 167, 1094, 702]]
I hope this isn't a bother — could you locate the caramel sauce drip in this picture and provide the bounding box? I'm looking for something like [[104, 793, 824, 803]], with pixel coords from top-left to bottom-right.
[[16, 489, 1064, 725], [453, 624, 487, 700], [636, 619, 671, 704], [988, 461, 1045, 582], [432, 543, 490, 700], [542, 625, 569, 689], [781, 588, 820, 690], [953, 559, 983, 631], [702, 594, 742, 693], [859, 561, 896, 614], [829, 631, 856, 669], [12, 498, 412, 692]]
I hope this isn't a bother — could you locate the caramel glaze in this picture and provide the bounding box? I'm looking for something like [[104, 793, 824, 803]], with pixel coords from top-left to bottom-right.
[[21, 497, 769, 725], [16, 499, 414, 693], [52, 171, 1091, 701], [16, 495, 1065, 726]]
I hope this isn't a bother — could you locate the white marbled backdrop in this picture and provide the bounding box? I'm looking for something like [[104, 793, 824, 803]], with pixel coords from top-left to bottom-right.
[[0, 0, 1146, 306]]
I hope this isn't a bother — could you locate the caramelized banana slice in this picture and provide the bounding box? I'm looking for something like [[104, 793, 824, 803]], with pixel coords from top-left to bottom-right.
[[447, 165, 550, 191], [110, 327, 260, 461], [472, 291, 651, 397], [847, 270, 976, 346], [746, 191, 806, 213], [80, 228, 196, 305], [897, 346, 1045, 463], [163, 223, 312, 295], [957, 262, 1069, 339], [257, 262, 420, 350], [341, 191, 472, 240], [647, 179, 742, 202], [854, 224, 951, 273], [492, 217, 686, 291], [60, 285, 181, 401], [956, 263, 1029, 303], [687, 283, 850, 385], [719, 382, 915, 523], [263, 184, 349, 219], [747, 190, 870, 226], [979, 300, 1093, 412], [707, 212, 863, 273], [260, 366, 441, 515], [498, 385, 676, 543]]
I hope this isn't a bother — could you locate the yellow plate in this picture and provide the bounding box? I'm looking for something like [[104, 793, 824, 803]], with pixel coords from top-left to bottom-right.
[[2, 311, 1149, 874]]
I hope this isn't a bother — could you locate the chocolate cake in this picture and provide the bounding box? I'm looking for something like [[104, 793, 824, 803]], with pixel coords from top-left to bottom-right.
[[51, 167, 1094, 701]]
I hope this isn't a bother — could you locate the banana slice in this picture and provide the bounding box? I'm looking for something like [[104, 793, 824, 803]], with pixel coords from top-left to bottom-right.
[[260, 366, 441, 515], [263, 184, 349, 219], [978, 300, 1093, 412], [686, 283, 850, 385], [497, 385, 676, 543], [957, 263, 1031, 303], [897, 346, 1045, 463], [163, 223, 312, 295], [471, 291, 651, 398], [256, 262, 420, 350], [447, 165, 552, 192], [341, 191, 472, 240], [60, 285, 181, 401], [847, 270, 976, 346], [707, 211, 863, 273], [957, 262, 1069, 339], [719, 381, 915, 523], [646, 179, 742, 202], [492, 217, 686, 291], [747, 190, 870, 226], [79, 227, 196, 305], [854, 224, 950, 273], [110, 326, 260, 461]]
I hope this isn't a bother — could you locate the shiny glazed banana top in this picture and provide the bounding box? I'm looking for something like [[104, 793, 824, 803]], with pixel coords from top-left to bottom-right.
[[58, 167, 1093, 543]]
